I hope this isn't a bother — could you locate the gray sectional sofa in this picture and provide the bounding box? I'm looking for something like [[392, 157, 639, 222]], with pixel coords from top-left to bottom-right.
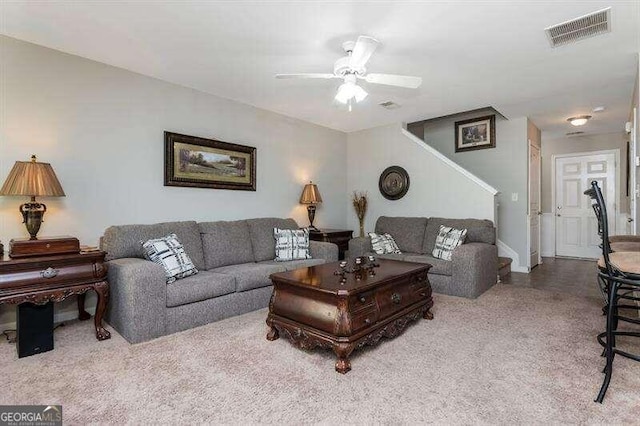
[[101, 218, 338, 343], [348, 216, 498, 299]]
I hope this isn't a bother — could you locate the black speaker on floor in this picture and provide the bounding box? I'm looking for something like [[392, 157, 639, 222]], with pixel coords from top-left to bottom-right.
[[17, 302, 54, 358]]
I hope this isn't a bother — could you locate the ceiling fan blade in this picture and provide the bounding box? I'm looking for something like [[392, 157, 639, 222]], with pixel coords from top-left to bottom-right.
[[364, 73, 422, 89], [275, 73, 336, 79], [349, 36, 379, 69]]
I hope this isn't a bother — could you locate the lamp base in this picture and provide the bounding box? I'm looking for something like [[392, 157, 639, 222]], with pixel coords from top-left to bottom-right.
[[20, 198, 47, 240], [306, 204, 317, 230]]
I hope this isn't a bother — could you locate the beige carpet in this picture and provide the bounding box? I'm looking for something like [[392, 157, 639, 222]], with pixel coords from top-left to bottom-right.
[[2, 284, 639, 424]]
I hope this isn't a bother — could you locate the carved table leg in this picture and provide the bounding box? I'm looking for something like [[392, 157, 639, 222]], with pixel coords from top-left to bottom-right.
[[93, 281, 111, 341], [266, 326, 279, 341], [423, 309, 434, 320], [77, 293, 91, 321], [333, 343, 355, 374]]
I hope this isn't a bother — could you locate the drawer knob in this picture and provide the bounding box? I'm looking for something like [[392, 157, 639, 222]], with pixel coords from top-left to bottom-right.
[[40, 267, 59, 279], [359, 296, 366, 303], [417, 275, 424, 281], [391, 293, 401, 304], [364, 318, 371, 325]]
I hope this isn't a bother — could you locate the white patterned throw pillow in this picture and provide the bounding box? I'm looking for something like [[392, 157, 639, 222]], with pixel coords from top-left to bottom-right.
[[141, 234, 198, 283], [368, 232, 402, 255], [432, 225, 467, 261], [274, 228, 311, 261]]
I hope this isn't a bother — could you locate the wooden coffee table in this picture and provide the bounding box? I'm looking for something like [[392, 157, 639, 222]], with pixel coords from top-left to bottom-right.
[[266, 259, 433, 373]]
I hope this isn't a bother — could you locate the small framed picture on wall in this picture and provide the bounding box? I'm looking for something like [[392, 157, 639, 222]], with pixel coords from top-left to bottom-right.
[[454, 115, 496, 153]]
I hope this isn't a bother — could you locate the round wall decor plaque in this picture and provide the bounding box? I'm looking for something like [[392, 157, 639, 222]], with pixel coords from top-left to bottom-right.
[[378, 166, 410, 200]]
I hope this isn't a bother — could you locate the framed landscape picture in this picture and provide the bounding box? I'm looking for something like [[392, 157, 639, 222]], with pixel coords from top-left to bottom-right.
[[454, 115, 496, 153], [164, 131, 256, 191]]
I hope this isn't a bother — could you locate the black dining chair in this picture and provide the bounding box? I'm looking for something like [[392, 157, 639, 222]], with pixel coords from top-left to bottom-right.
[[584, 180, 640, 403]]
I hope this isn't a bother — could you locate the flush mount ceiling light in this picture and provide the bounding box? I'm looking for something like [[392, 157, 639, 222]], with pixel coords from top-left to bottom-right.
[[567, 115, 592, 126]]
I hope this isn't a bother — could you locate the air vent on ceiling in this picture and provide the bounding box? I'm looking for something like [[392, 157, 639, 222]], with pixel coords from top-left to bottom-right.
[[379, 101, 401, 110], [566, 131, 585, 137], [545, 7, 611, 47]]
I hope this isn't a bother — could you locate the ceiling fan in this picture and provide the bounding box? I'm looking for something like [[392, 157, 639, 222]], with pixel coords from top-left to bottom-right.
[[276, 36, 422, 111]]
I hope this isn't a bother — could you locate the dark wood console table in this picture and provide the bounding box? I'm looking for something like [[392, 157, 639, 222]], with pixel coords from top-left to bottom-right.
[[308, 229, 353, 260], [0, 251, 111, 342]]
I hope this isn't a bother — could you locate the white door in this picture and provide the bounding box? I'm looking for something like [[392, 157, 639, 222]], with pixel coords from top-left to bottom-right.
[[529, 143, 541, 268], [555, 152, 616, 259]]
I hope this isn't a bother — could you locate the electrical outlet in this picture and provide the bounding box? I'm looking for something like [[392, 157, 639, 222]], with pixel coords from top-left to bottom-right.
[[511, 193, 518, 202]]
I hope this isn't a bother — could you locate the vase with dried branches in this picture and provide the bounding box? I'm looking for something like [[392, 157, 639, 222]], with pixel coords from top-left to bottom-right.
[[352, 191, 368, 237]]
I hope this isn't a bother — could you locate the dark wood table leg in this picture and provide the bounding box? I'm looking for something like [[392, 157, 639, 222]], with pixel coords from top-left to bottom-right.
[[77, 293, 91, 321], [93, 281, 111, 341], [266, 317, 279, 341], [333, 343, 354, 374]]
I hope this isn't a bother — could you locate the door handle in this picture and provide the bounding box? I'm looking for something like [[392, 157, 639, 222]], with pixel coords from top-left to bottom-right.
[[628, 218, 634, 223], [556, 214, 561, 217]]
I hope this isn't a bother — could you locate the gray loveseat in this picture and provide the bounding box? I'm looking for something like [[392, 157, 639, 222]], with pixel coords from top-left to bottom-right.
[[348, 216, 498, 299], [101, 218, 338, 343]]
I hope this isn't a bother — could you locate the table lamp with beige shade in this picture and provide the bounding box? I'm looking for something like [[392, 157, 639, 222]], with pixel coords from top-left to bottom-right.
[[299, 181, 322, 230], [0, 155, 66, 240]]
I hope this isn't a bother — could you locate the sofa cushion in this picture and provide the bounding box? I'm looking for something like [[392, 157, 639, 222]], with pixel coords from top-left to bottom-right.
[[212, 262, 286, 292], [375, 216, 428, 253], [274, 228, 311, 261], [423, 217, 495, 253], [166, 271, 236, 307], [199, 220, 255, 269], [246, 218, 299, 262], [102, 221, 205, 270], [258, 258, 325, 271], [141, 234, 199, 283], [403, 254, 453, 276]]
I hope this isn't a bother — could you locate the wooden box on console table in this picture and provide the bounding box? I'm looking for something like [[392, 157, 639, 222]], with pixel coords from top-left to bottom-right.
[[9, 236, 80, 258]]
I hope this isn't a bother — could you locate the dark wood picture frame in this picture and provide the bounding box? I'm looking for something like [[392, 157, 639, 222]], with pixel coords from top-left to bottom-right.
[[454, 115, 496, 153], [164, 131, 256, 191]]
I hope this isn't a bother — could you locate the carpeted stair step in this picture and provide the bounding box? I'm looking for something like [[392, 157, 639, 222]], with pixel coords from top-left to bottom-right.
[[498, 257, 512, 282]]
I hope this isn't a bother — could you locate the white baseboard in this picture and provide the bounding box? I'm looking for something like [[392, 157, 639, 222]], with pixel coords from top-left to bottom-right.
[[497, 239, 529, 273]]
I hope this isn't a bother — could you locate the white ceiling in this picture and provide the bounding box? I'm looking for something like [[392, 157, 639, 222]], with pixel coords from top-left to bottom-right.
[[1, 1, 639, 136]]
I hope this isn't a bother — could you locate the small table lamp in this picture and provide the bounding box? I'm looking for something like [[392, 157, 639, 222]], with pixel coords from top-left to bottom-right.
[[0, 155, 66, 240], [299, 181, 322, 230]]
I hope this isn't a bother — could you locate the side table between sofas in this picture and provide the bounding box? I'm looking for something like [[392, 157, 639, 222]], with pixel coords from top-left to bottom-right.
[[309, 229, 353, 260]]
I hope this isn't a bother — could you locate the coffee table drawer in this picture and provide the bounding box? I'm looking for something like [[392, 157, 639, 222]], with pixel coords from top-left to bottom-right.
[[351, 307, 379, 333], [375, 277, 427, 319], [351, 291, 375, 312]]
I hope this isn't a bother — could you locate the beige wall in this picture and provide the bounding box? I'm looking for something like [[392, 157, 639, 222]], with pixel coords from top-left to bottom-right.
[[0, 36, 347, 327], [541, 132, 628, 213]]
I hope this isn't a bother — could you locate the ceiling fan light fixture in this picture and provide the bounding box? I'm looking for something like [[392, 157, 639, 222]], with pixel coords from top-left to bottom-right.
[[567, 115, 591, 126], [353, 85, 368, 102], [335, 82, 368, 104]]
